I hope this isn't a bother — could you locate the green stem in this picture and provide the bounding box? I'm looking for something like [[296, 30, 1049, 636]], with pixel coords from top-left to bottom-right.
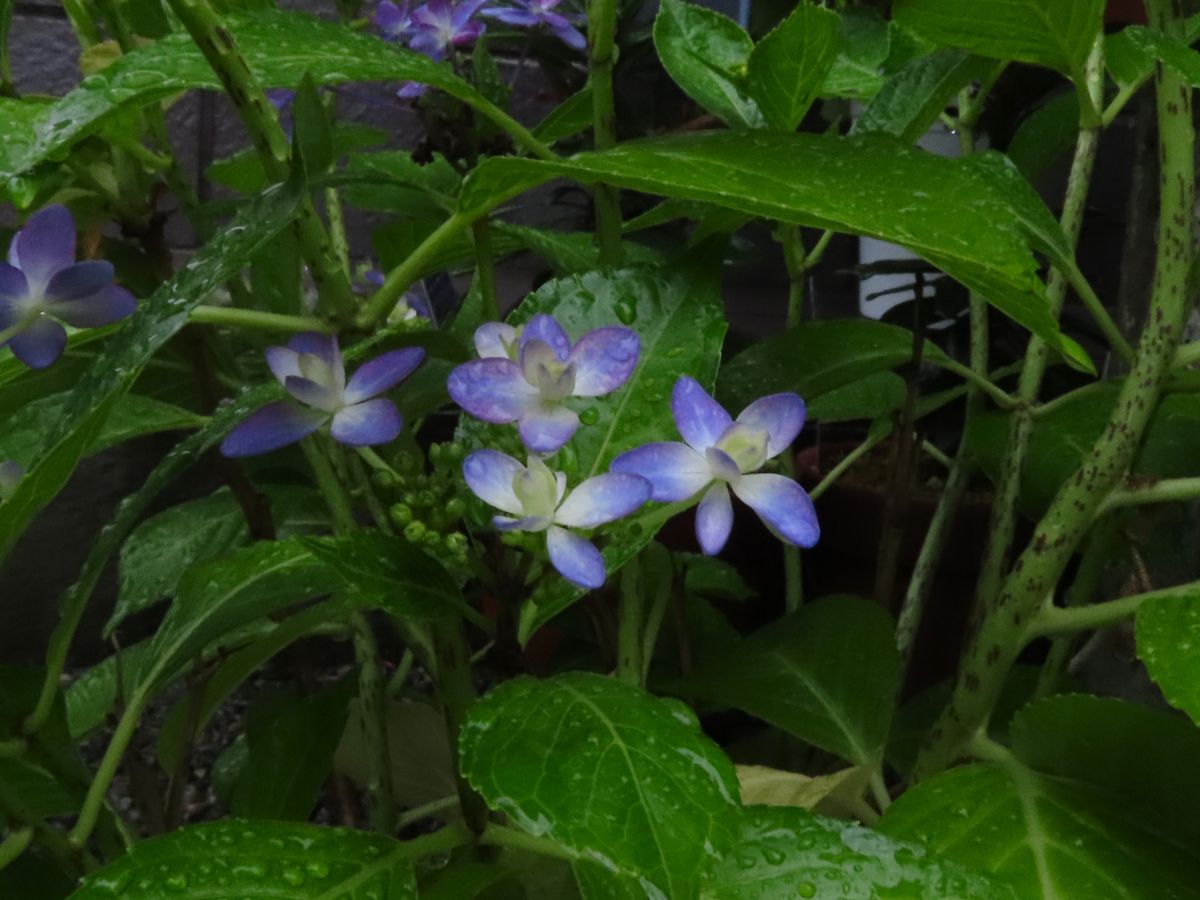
[[1101, 476, 1200, 512], [1067, 266, 1135, 363], [359, 212, 472, 328], [0, 828, 32, 873], [782, 226, 807, 328], [480, 823, 576, 861], [395, 821, 474, 858], [1027, 591, 1153, 639], [472, 218, 501, 322], [164, 0, 355, 321], [395, 794, 460, 829], [931, 358, 1017, 409], [190, 305, 334, 333], [972, 36, 1105, 619], [617, 555, 644, 685], [782, 453, 804, 612], [587, 0, 622, 263], [61, 0, 102, 47], [915, 9, 1194, 780], [809, 423, 891, 502], [71, 692, 145, 847], [431, 619, 489, 835]]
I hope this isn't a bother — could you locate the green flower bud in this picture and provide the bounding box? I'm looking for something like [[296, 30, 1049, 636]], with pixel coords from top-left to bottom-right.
[[390, 503, 413, 525], [403, 521, 427, 543]]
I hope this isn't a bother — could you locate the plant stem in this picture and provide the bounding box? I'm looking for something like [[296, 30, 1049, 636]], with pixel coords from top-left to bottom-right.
[[915, 10, 1194, 779], [1102, 476, 1200, 512], [431, 619, 489, 835], [1027, 592, 1151, 638], [617, 555, 644, 685], [359, 212, 471, 328], [395, 794, 460, 830], [472, 218, 500, 322], [164, 0, 356, 321], [190, 305, 333, 333], [71, 692, 145, 847], [395, 821, 474, 858], [480, 823, 577, 861], [0, 828, 31, 873], [587, 0, 622, 264], [972, 36, 1105, 619], [809, 423, 892, 502]]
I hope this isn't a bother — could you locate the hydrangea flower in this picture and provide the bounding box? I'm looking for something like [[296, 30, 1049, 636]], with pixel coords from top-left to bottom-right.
[[374, 0, 413, 39], [359, 269, 432, 323], [482, 0, 586, 50], [0, 460, 24, 502], [463, 449, 649, 588], [408, 0, 488, 58], [222, 333, 424, 457], [448, 313, 639, 453], [611, 376, 819, 556], [0, 205, 135, 369]]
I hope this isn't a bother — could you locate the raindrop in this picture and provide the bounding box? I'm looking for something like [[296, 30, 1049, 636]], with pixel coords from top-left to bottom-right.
[[615, 299, 637, 325]]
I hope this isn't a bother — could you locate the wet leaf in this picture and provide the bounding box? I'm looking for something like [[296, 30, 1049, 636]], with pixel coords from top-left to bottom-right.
[[1137, 593, 1200, 728], [747, 2, 841, 131]]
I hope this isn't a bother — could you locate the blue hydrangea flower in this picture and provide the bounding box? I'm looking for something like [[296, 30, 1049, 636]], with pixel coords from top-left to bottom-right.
[[374, 0, 413, 39], [463, 449, 649, 588], [0, 205, 135, 369], [611, 376, 819, 556], [222, 333, 424, 457], [448, 313, 639, 454], [409, 0, 488, 58], [359, 269, 432, 323], [0, 460, 24, 502], [482, 0, 586, 50]]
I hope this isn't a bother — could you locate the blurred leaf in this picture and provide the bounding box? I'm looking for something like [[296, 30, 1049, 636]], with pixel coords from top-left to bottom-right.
[[1006, 91, 1079, 182], [292, 78, 332, 176], [747, 2, 841, 131], [681, 554, 757, 602], [1137, 592, 1200, 727], [1107, 20, 1200, 91], [532, 85, 594, 145], [806, 370, 906, 423], [821, 8, 892, 99], [460, 672, 740, 898]]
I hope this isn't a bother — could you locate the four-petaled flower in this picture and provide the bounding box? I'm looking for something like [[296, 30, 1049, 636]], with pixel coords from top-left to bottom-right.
[[0, 205, 135, 369], [374, 0, 413, 39], [448, 313, 639, 453], [222, 333, 424, 457], [408, 0, 488, 59], [0, 460, 24, 502], [482, 0, 586, 50], [612, 376, 819, 556], [463, 449, 649, 588]]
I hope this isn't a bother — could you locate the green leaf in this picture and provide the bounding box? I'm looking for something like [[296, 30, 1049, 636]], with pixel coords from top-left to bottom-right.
[[702, 806, 1014, 899], [457, 266, 725, 642], [532, 85, 594, 145], [491, 223, 662, 275], [683, 596, 899, 766], [1006, 91, 1079, 182], [880, 762, 1200, 899], [746, 2, 841, 131], [1107, 22, 1200, 92], [854, 50, 996, 144], [460, 133, 1085, 367], [2, 9, 493, 178], [293, 73, 334, 175], [71, 820, 417, 898], [1011, 694, 1200, 847], [967, 383, 1200, 514], [682, 554, 757, 602], [64, 643, 153, 740], [231, 684, 352, 820], [0, 392, 204, 470], [821, 8, 893, 99], [1137, 593, 1200, 727], [806, 371, 906, 423], [461, 673, 740, 898], [110, 486, 329, 636], [653, 0, 764, 129], [892, 0, 1104, 79], [0, 179, 302, 563]]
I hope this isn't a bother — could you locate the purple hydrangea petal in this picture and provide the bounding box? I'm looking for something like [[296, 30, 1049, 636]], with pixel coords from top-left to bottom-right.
[[452, 0, 490, 26], [288, 331, 341, 371], [0, 263, 29, 304], [375, 0, 411, 36], [450, 19, 485, 43], [284, 375, 341, 412], [546, 525, 605, 589], [398, 81, 430, 99], [518, 404, 579, 453], [482, 7, 541, 24], [463, 449, 524, 514], [548, 18, 587, 49], [732, 473, 819, 548], [43, 260, 113, 302], [695, 482, 733, 556], [448, 358, 538, 423], [9, 205, 75, 291], [344, 347, 425, 405], [521, 313, 571, 361], [610, 442, 711, 502], [265, 346, 302, 385], [331, 397, 403, 446], [49, 284, 135, 328], [736, 393, 806, 459], [8, 316, 67, 368], [555, 472, 649, 528], [672, 376, 732, 452], [475, 322, 519, 359], [493, 514, 550, 532], [568, 326, 639, 397], [220, 400, 328, 457]]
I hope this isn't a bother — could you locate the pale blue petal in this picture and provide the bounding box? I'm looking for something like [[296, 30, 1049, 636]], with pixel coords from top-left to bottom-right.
[[284, 375, 341, 412], [568, 326, 639, 397], [493, 514, 550, 532], [10, 205, 74, 291], [517, 403, 579, 453], [221, 400, 328, 457], [475, 321, 519, 358], [672, 376, 732, 452], [448, 358, 538, 423], [265, 346, 302, 385], [546, 525, 605, 589], [8, 315, 66, 369], [43, 261, 113, 302], [521, 313, 571, 360], [50, 285, 135, 328], [331, 398, 403, 446], [0, 263, 29, 304], [736, 393, 806, 458], [344, 347, 424, 404], [610, 442, 711, 502], [463, 449, 524, 514], [554, 473, 649, 528], [696, 482, 733, 556], [732, 473, 820, 548]]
